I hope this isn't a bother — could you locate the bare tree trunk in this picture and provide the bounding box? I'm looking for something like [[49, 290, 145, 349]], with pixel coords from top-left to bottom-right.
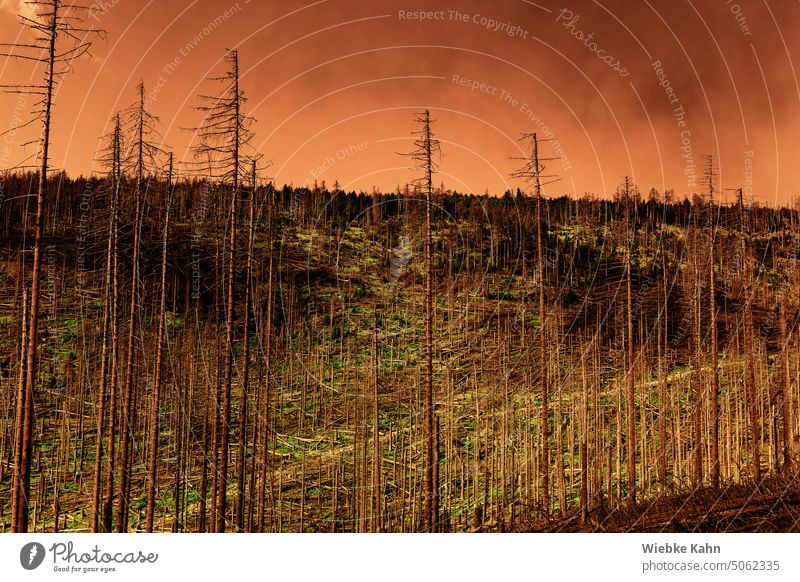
[[145, 155, 172, 532], [217, 180, 237, 532], [116, 190, 139, 531], [741, 201, 761, 484], [537, 169, 549, 515], [213, 50, 242, 534], [12, 0, 58, 533], [779, 290, 792, 473], [257, 188, 274, 532], [580, 441, 588, 527], [117, 82, 151, 532], [199, 376, 209, 533], [658, 252, 669, 490], [745, 291, 760, 483], [211, 241, 221, 530], [692, 248, 703, 488], [416, 110, 437, 531], [92, 118, 121, 530], [372, 316, 381, 532], [11, 291, 27, 530], [235, 161, 256, 531], [102, 179, 120, 532], [625, 201, 636, 502], [710, 223, 720, 488]]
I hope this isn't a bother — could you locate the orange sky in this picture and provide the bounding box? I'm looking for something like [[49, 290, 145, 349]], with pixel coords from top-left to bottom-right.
[[1, 0, 799, 204]]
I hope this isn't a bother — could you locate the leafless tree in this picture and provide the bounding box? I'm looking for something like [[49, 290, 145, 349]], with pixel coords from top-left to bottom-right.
[[404, 110, 441, 531], [192, 49, 256, 532], [511, 132, 557, 513], [117, 80, 166, 531], [92, 112, 123, 531], [1, 0, 98, 532], [145, 153, 174, 532]]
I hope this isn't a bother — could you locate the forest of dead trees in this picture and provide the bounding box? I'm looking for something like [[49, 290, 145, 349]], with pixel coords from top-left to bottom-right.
[[1, 0, 799, 534], [2, 168, 800, 532]]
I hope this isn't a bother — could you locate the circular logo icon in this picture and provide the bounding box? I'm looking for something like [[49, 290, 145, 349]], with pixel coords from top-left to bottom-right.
[[20, 542, 46, 570]]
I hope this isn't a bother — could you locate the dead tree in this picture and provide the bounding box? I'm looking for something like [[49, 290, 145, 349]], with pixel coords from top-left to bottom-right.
[[706, 156, 720, 489], [657, 244, 670, 491], [779, 289, 792, 473], [372, 314, 381, 532], [623, 177, 637, 502], [145, 154, 173, 532], [404, 110, 441, 531], [92, 112, 122, 531], [739, 190, 761, 483], [1, 0, 97, 532], [235, 159, 259, 531], [102, 142, 122, 532], [257, 182, 275, 532], [512, 133, 557, 514], [117, 80, 165, 532], [192, 49, 255, 532]]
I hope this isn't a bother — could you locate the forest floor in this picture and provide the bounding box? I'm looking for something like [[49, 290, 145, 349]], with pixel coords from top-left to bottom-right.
[[516, 477, 800, 532]]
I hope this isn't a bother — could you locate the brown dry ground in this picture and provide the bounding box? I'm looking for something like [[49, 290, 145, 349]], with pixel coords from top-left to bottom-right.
[[512, 477, 800, 532]]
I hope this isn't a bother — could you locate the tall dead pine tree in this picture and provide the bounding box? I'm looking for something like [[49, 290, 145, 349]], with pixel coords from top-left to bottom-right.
[[145, 154, 173, 532], [102, 125, 122, 532], [623, 177, 637, 502], [257, 182, 276, 532], [779, 289, 793, 473], [706, 156, 720, 488], [1, 0, 96, 532], [236, 159, 259, 531], [92, 112, 122, 531], [404, 110, 441, 531], [193, 49, 255, 532], [657, 242, 670, 491], [738, 190, 761, 483], [511, 133, 557, 513], [117, 80, 164, 532]]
